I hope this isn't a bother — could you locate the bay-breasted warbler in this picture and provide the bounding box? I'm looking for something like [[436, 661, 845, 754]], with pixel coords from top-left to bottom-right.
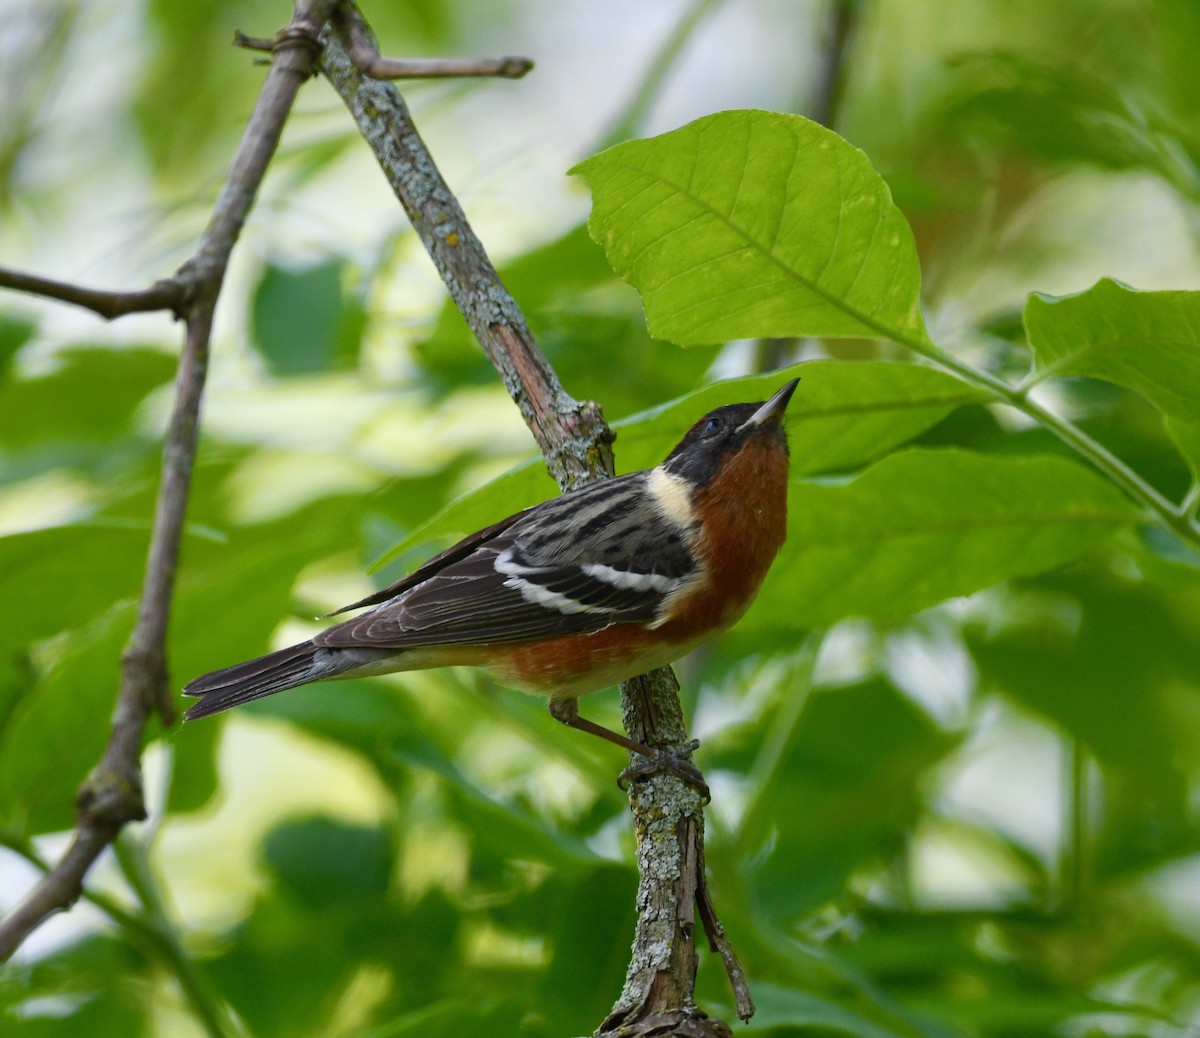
[[184, 379, 797, 777]]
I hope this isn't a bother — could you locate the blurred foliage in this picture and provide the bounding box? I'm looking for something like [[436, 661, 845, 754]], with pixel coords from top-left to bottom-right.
[[2, 1, 1200, 1037], [251, 259, 367, 375]]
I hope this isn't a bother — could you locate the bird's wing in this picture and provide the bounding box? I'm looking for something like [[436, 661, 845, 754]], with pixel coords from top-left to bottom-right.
[[326, 510, 531, 615], [314, 471, 698, 649]]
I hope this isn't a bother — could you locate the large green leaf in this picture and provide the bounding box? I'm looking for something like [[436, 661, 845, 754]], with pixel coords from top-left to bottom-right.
[[967, 568, 1200, 805], [741, 679, 956, 919], [753, 449, 1137, 628], [0, 524, 147, 660], [572, 109, 929, 346], [1025, 279, 1200, 423], [941, 53, 1181, 181], [367, 458, 555, 575], [263, 816, 393, 908], [536, 865, 637, 1034], [612, 361, 986, 476], [371, 361, 983, 572]]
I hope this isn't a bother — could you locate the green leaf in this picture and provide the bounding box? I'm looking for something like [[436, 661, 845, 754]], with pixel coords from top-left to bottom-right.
[[537, 866, 636, 1034], [739, 982, 917, 1037], [611, 361, 986, 476], [967, 568, 1200, 803], [1025, 279, 1200, 422], [0, 934, 151, 1037], [0, 347, 175, 446], [251, 259, 365, 375], [941, 53, 1179, 181], [264, 816, 392, 908], [1166, 416, 1200, 483], [0, 313, 35, 384], [371, 361, 983, 572], [0, 600, 145, 834], [740, 679, 956, 918], [753, 449, 1137, 628], [0, 525, 146, 660], [360, 999, 528, 1038], [368, 458, 555, 574], [571, 109, 929, 346]]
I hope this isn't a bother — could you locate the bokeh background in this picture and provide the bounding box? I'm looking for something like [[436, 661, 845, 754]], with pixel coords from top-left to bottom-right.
[[2, 1, 1199, 1035]]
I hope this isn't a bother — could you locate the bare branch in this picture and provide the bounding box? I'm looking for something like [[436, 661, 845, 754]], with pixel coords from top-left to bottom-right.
[[319, 6, 749, 1032], [236, 23, 531, 80], [352, 55, 533, 80], [339, 10, 529, 79], [597, 672, 741, 1038], [0, 0, 338, 966], [0, 266, 184, 320]]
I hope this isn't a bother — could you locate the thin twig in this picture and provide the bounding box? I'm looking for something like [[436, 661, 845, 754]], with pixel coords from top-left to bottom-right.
[[0, 266, 184, 320], [697, 861, 754, 1022], [339, 14, 530, 79], [232, 30, 274, 53], [236, 23, 531, 80], [351, 53, 533, 80], [319, 6, 743, 1032], [0, 0, 338, 966]]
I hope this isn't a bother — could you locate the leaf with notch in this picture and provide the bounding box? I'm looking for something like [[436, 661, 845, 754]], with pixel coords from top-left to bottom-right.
[[572, 109, 929, 347]]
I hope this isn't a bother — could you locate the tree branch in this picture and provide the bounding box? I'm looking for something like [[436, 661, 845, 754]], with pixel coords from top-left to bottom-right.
[[0, 0, 338, 966], [319, 4, 748, 1033], [235, 25, 532, 79], [0, 267, 184, 320], [339, 13, 532, 81], [320, 2, 611, 486]]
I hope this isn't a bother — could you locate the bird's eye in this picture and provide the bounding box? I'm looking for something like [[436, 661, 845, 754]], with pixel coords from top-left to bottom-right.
[[703, 417, 723, 437]]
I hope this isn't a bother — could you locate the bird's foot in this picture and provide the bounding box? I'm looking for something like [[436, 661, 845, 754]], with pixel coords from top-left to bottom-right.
[[618, 739, 710, 802]]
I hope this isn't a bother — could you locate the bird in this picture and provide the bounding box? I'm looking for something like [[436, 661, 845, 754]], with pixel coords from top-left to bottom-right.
[[183, 378, 797, 783]]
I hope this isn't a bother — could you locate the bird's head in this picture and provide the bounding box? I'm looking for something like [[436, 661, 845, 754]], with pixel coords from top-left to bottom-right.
[[661, 378, 798, 484]]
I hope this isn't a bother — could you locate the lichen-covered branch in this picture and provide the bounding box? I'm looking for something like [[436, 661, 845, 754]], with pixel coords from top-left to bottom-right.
[[318, 5, 749, 1034], [320, 3, 611, 488]]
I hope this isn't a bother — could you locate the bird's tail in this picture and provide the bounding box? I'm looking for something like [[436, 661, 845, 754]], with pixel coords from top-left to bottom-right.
[[183, 642, 323, 720]]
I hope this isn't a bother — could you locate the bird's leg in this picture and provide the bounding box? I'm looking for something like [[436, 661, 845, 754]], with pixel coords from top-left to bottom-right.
[[548, 697, 710, 800]]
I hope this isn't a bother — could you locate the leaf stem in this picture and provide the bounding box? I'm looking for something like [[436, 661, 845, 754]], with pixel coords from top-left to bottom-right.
[[889, 327, 1200, 548]]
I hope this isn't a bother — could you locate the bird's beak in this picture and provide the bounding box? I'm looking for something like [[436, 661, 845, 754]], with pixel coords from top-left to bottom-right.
[[739, 377, 799, 430]]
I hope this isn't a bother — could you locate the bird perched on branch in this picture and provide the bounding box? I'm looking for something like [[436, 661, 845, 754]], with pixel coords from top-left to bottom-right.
[[184, 379, 797, 782]]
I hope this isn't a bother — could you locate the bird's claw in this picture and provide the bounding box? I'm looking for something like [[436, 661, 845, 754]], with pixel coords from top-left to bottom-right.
[[618, 739, 710, 802]]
